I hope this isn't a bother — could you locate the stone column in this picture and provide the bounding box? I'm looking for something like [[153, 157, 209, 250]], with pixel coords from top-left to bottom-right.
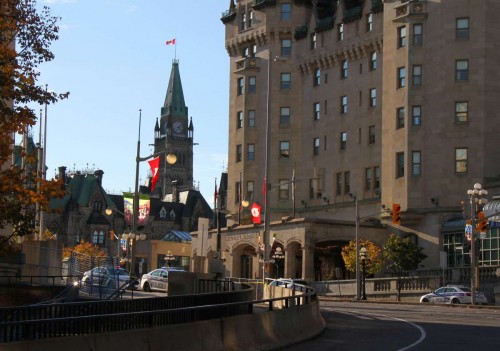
[[302, 243, 315, 281]]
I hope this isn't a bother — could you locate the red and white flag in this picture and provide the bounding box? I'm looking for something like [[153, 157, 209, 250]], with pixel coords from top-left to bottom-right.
[[165, 38, 176, 45], [148, 156, 160, 192], [251, 202, 262, 224]]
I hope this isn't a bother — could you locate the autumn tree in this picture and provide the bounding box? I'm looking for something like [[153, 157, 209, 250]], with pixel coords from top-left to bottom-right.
[[341, 239, 383, 276], [0, 0, 67, 249], [63, 241, 108, 259], [383, 234, 427, 301]]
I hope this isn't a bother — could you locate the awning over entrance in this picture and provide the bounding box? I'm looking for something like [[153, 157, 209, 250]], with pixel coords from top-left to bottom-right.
[[483, 199, 500, 227]]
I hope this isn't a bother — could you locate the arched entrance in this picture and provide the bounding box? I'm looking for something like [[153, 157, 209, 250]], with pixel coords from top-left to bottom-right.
[[314, 241, 349, 281], [231, 243, 257, 279]]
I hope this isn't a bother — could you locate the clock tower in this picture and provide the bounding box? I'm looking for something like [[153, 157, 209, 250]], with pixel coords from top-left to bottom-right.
[[153, 59, 194, 197]]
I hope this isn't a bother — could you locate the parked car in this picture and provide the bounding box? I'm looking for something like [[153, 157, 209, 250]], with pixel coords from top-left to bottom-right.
[[420, 285, 488, 305], [140, 267, 186, 292], [81, 266, 132, 289], [269, 278, 310, 291]]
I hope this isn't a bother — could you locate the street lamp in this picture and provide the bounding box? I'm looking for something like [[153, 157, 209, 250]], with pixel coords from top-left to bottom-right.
[[360, 246, 367, 300], [164, 251, 175, 267], [467, 183, 488, 305], [131, 109, 177, 276], [271, 246, 285, 278]]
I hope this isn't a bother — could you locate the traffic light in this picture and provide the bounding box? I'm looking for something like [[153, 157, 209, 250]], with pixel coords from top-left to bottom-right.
[[477, 211, 488, 233], [392, 203, 401, 224]]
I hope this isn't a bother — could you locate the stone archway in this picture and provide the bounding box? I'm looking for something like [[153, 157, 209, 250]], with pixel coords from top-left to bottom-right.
[[314, 240, 349, 281], [283, 241, 302, 279], [230, 243, 258, 279]]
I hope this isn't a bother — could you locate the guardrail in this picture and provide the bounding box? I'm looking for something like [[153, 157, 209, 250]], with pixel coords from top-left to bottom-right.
[[0, 279, 317, 344]]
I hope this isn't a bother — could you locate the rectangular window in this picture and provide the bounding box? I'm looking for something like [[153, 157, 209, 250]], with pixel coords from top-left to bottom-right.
[[247, 144, 255, 161], [370, 88, 376, 107], [374, 166, 380, 191], [248, 76, 256, 93], [237, 77, 244, 95], [396, 152, 405, 178], [280, 107, 290, 124], [412, 105, 422, 126], [413, 65, 422, 86], [344, 171, 350, 194], [247, 181, 254, 201], [281, 39, 292, 56], [398, 67, 406, 88], [370, 51, 377, 71], [368, 125, 375, 144], [336, 173, 342, 196], [455, 148, 468, 173], [235, 181, 241, 204], [248, 10, 254, 27], [310, 32, 317, 49], [455, 101, 468, 123], [237, 111, 243, 129], [313, 138, 320, 156], [413, 24, 423, 45], [240, 12, 246, 31], [365, 168, 372, 191], [280, 141, 290, 158], [338, 23, 344, 41], [281, 3, 291, 20], [366, 13, 373, 32], [456, 18, 469, 39], [341, 59, 348, 79], [236, 144, 242, 163], [340, 132, 347, 150], [397, 107, 405, 129], [314, 68, 321, 86], [456, 60, 469, 81], [309, 178, 315, 199], [281, 72, 291, 89], [279, 179, 289, 200], [313, 102, 320, 120], [341, 96, 348, 114], [248, 110, 255, 127], [412, 151, 421, 176], [397, 26, 406, 48]]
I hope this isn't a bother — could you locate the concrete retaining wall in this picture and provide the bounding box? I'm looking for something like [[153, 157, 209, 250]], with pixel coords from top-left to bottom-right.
[[2, 300, 325, 351]]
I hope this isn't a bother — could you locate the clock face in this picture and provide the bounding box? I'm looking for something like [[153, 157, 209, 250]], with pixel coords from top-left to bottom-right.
[[173, 121, 184, 134]]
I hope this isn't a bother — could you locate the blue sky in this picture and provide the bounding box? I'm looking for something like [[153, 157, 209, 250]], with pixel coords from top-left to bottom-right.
[[25, 0, 229, 205]]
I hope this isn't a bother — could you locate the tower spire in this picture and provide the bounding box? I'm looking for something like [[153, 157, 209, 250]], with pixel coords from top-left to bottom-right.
[[161, 60, 187, 118]]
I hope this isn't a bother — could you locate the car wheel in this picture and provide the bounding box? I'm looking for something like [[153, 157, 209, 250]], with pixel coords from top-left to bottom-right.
[[421, 298, 429, 303], [143, 282, 151, 292], [451, 298, 460, 304]]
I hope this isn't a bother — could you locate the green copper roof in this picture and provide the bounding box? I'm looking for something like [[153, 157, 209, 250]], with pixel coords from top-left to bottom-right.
[[161, 60, 188, 118]]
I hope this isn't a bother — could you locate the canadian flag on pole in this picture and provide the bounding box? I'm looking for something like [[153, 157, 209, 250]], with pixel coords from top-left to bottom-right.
[[251, 203, 262, 224], [148, 157, 160, 192], [165, 38, 176, 45]]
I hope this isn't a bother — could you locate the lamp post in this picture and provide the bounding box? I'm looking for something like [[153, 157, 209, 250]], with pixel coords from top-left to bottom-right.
[[467, 183, 488, 305], [271, 246, 285, 278], [360, 246, 367, 300], [164, 251, 175, 267], [131, 109, 177, 277]]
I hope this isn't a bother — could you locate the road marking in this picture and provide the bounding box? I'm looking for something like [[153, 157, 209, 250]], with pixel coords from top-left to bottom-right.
[[325, 307, 426, 350]]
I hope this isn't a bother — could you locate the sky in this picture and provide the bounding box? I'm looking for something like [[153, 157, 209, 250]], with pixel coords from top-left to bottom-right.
[[23, 0, 230, 205]]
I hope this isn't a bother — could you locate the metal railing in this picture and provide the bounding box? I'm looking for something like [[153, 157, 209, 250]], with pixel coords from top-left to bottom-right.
[[0, 279, 317, 343]]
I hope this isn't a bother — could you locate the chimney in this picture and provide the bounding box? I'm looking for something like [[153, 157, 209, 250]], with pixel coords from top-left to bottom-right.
[[58, 166, 67, 184], [94, 170, 104, 186], [172, 180, 179, 203]]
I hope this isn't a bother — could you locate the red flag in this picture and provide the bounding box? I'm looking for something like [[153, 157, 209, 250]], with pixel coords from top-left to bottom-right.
[[251, 202, 261, 224], [165, 38, 176, 45], [148, 157, 160, 192]]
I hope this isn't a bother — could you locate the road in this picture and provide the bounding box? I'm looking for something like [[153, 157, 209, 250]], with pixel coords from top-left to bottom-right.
[[285, 300, 500, 351]]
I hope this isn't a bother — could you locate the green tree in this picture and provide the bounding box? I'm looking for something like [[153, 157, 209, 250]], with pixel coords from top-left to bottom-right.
[[383, 234, 427, 301], [0, 0, 67, 250], [341, 239, 383, 275]]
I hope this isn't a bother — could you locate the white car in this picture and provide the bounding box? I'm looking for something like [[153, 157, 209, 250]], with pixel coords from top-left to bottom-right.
[[420, 286, 488, 305], [269, 278, 310, 291], [140, 267, 186, 292], [81, 266, 131, 289]]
